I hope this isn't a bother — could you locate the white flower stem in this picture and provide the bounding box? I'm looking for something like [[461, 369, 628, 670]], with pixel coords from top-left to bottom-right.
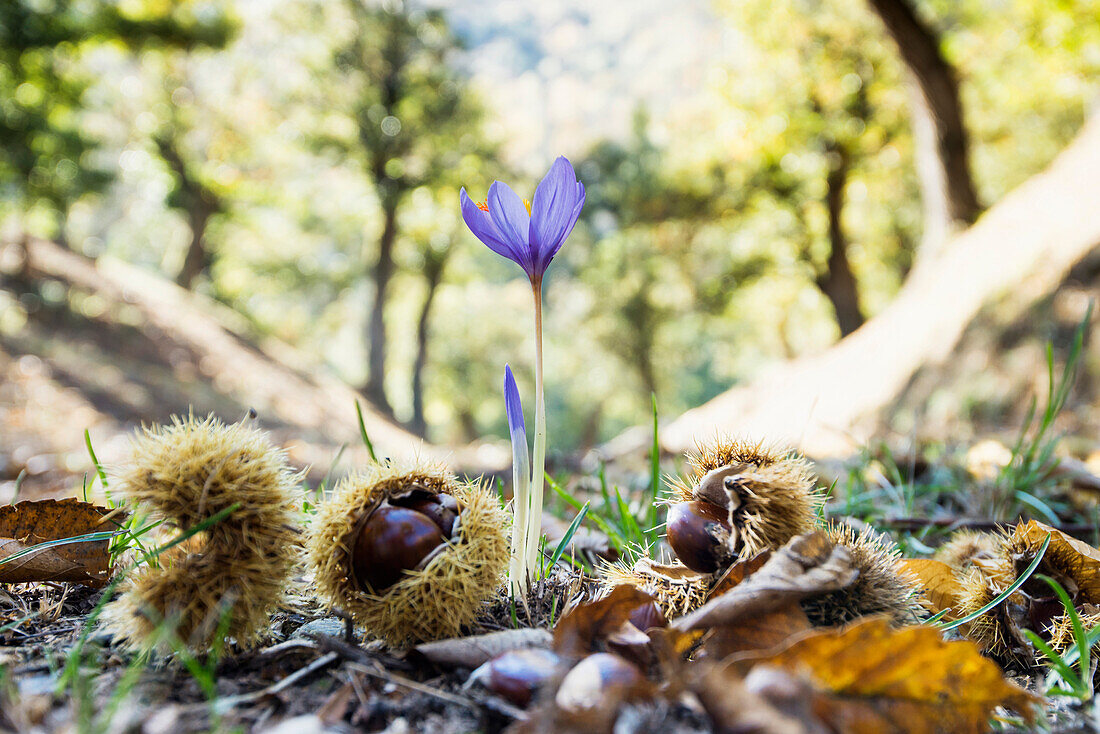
[[508, 456, 530, 597], [524, 276, 546, 581]]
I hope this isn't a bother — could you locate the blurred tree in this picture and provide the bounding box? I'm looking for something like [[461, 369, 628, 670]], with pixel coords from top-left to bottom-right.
[[713, 0, 920, 337], [577, 110, 768, 415], [154, 121, 227, 290], [0, 0, 233, 244], [865, 0, 981, 260], [319, 0, 499, 417]]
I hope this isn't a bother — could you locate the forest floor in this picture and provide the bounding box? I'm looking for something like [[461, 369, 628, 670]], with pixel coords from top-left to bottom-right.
[[5, 413, 1100, 733]]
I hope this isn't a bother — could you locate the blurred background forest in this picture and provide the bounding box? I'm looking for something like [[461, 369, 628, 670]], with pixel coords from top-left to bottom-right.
[[2, 0, 1099, 499]]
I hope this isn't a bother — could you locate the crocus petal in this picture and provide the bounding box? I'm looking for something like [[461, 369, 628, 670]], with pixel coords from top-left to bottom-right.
[[460, 188, 522, 262], [503, 365, 531, 495], [531, 177, 586, 274], [503, 364, 527, 443], [529, 157, 580, 254], [487, 181, 534, 275]]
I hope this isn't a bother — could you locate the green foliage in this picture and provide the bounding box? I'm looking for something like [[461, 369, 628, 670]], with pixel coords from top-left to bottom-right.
[[997, 305, 1092, 520], [0, 0, 234, 236], [1025, 575, 1099, 701]]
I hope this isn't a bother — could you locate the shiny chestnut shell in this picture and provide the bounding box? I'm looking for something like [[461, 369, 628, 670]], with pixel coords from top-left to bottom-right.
[[666, 500, 731, 573], [481, 648, 562, 707], [396, 494, 459, 537], [554, 653, 646, 713], [351, 505, 445, 592]]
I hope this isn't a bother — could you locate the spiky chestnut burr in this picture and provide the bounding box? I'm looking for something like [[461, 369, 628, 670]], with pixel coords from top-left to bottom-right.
[[666, 438, 822, 570], [802, 524, 926, 627], [935, 530, 1012, 578], [306, 461, 509, 647], [600, 558, 712, 621], [101, 414, 302, 652]]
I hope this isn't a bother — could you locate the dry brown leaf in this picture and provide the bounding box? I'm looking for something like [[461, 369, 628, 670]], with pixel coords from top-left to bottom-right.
[[0, 498, 121, 588], [736, 618, 1039, 733], [553, 585, 659, 659], [1013, 519, 1100, 602], [703, 603, 813, 660], [900, 559, 965, 617], [673, 531, 857, 632], [410, 627, 552, 668], [710, 550, 772, 597]]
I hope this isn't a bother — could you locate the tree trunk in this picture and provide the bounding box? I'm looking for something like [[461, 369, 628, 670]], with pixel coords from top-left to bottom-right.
[[410, 255, 445, 437], [599, 114, 1100, 460], [817, 147, 865, 337], [364, 200, 398, 415], [866, 0, 981, 260], [175, 199, 217, 290], [154, 135, 221, 290]]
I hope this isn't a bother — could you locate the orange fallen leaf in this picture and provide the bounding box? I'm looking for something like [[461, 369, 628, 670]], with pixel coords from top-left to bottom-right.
[[0, 498, 122, 588], [900, 559, 965, 617], [735, 618, 1039, 734], [1013, 519, 1100, 602]]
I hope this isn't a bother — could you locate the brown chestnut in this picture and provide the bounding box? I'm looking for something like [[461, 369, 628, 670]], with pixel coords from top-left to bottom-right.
[[472, 648, 562, 707], [396, 494, 459, 537], [351, 505, 445, 592], [554, 653, 647, 717], [666, 500, 732, 573]]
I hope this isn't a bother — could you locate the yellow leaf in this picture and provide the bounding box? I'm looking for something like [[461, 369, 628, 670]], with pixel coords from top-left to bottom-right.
[[900, 558, 965, 617], [744, 618, 1039, 733], [1013, 519, 1100, 603]]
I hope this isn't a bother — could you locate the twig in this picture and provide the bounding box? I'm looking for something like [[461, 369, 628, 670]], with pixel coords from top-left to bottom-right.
[[208, 651, 339, 715], [306, 631, 416, 672], [346, 661, 526, 722]]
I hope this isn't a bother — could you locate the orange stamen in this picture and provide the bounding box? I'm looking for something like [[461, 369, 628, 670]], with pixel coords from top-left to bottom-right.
[[476, 200, 489, 212]]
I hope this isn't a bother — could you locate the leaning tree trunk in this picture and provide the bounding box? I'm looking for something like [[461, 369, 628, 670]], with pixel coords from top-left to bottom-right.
[[176, 197, 218, 290], [364, 200, 398, 416], [410, 254, 446, 437], [154, 135, 222, 290], [599, 114, 1100, 461], [817, 146, 865, 337], [866, 0, 981, 262]]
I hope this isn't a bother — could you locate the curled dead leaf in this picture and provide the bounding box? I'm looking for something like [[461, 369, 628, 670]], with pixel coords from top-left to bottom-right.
[[553, 585, 661, 659], [0, 498, 122, 588], [673, 531, 857, 632], [1012, 519, 1100, 603], [690, 662, 829, 734]]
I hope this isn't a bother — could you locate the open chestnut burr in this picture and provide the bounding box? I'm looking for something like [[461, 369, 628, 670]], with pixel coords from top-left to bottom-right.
[[307, 462, 509, 646], [664, 439, 822, 574], [666, 465, 745, 573]]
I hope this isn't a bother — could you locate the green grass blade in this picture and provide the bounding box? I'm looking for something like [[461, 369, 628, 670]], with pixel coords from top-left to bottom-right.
[[355, 400, 378, 463], [318, 443, 347, 495], [0, 530, 121, 566], [1024, 629, 1083, 692], [546, 502, 590, 573], [84, 429, 108, 489], [0, 612, 38, 634], [940, 532, 1051, 631]]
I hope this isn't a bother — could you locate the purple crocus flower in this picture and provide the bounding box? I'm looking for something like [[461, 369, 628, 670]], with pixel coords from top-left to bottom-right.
[[459, 156, 585, 282]]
